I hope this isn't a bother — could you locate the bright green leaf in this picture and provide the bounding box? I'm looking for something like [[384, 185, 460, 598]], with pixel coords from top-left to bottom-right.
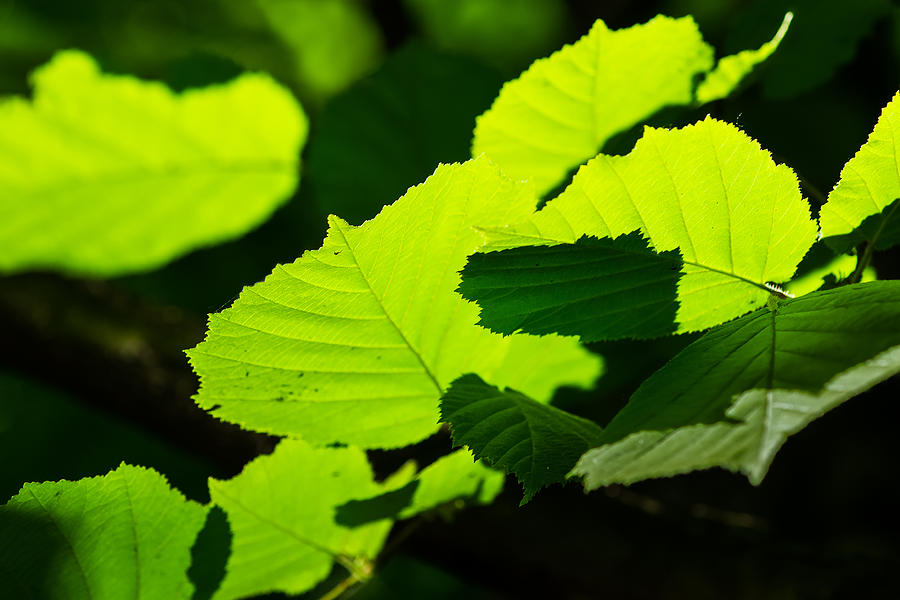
[[336, 449, 504, 525], [0, 464, 208, 599], [459, 232, 683, 341], [480, 117, 817, 335], [208, 439, 391, 600], [571, 281, 900, 488], [0, 50, 306, 276], [472, 15, 787, 195], [441, 374, 604, 503], [188, 158, 601, 449], [695, 12, 792, 103], [820, 92, 900, 252]]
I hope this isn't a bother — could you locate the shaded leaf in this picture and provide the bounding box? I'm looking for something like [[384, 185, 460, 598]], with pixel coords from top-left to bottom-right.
[[480, 117, 817, 335], [472, 15, 787, 195], [459, 232, 682, 341], [441, 374, 604, 503], [336, 449, 503, 525], [572, 281, 900, 488], [208, 439, 392, 600], [0, 50, 306, 276], [0, 464, 208, 599], [188, 158, 601, 449]]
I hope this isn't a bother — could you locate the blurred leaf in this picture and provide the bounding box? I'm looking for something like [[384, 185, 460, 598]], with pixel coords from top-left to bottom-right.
[[188, 159, 601, 448], [403, 0, 568, 71], [1, 464, 208, 599], [441, 374, 603, 503], [254, 0, 384, 99], [0, 50, 306, 276], [208, 439, 393, 600], [572, 281, 900, 488], [308, 44, 503, 225], [726, 0, 891, 99]]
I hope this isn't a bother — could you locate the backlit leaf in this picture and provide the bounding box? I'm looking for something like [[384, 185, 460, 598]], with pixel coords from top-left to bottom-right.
[[472, 15, 788, 195], [188, 158, 601, 449], [474, 118, 817, 337], [0, 50, 306, 276], [0, 464, 208, 599], [820, 92, 900, 253], [208, 439, 392, 600]]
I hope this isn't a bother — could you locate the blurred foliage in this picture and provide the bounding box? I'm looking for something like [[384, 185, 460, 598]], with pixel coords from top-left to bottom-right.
[[403, 0, 569, 72], [307, 43, 503, 225], [0, 371, 212, 502]]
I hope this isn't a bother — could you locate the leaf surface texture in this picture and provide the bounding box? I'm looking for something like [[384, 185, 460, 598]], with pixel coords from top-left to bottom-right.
[[476, 118, 817, 336], [441, 374, 604, 503], [472, 16, 787, 195], [189, 158, 601, 448]]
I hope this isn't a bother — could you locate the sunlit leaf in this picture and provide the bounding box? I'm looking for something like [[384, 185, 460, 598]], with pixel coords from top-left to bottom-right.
[[0, 464, 208, 599], [188, 158, 601, 448], [473, 118, 817, 337], [208, 439, 392, 600], [0, 50, 306, 276], [472, 15, 788, 195], [571, 281, 900, 488], [820, 92, 900, 253]]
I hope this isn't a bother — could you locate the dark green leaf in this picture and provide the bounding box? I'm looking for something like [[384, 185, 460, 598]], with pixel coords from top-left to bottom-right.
[[459, 232, 682, 341], [441, 374, 604, 503]]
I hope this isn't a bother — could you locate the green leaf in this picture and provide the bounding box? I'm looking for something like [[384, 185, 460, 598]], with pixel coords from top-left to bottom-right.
[[0, 50, 306, 276], [472, 15, 787, 195], [441, 374, 604, 503], [820, 92, 900, 252], [0, 464, 208, 599], [336, 449, 504, 525], [208, 439, 392, 600], [695, 12, 792, 104], [571, 281, 900, 489], [459, 232, 683, 341], [188, 158, 601, 449], [479, 117, 817, 336]]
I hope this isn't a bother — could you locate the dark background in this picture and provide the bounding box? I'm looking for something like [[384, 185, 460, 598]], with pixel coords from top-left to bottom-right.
[[1, 0, 899, 598]]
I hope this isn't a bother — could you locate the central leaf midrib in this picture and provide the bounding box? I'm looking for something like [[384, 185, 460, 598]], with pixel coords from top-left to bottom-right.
[[330, 220, 443, 394]]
